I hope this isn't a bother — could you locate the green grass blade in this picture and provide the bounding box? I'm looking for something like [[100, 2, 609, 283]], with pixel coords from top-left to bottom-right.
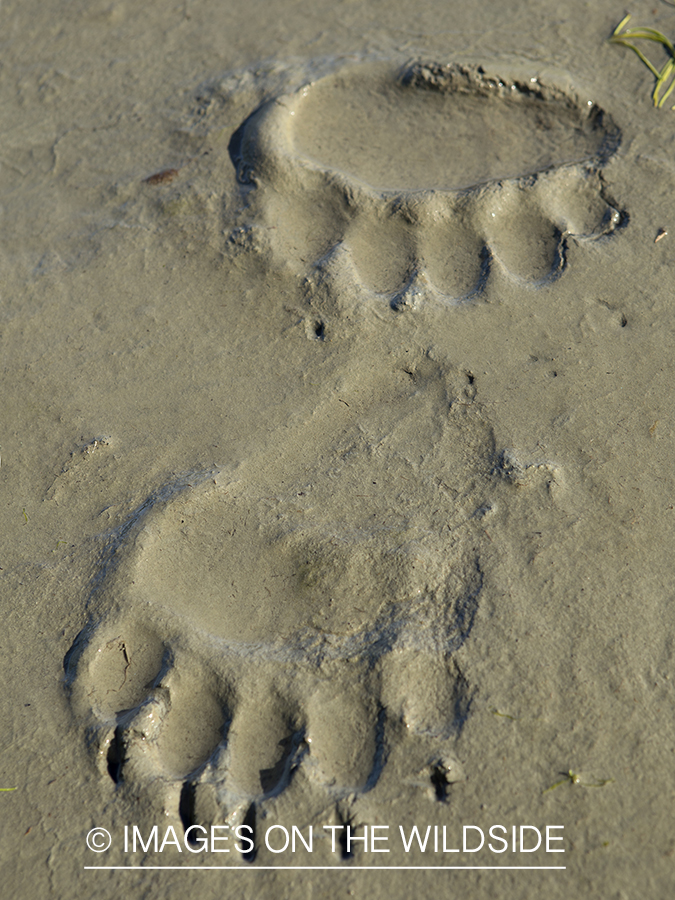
[[612, 13, 632, 36], [657, 60, 675, 106], [654, 59, 672, 105], [610, 38, 662, 78], [618, 27, 675, 47]]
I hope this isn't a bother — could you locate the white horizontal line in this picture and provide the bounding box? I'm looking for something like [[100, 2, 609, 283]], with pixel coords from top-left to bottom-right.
[[85, 866, 566, 871]]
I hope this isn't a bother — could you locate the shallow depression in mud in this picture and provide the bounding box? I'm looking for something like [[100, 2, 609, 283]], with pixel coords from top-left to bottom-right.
[[130, 499, 310, 645], [291, 66, 612, 191], [128, 493, 404, 647]]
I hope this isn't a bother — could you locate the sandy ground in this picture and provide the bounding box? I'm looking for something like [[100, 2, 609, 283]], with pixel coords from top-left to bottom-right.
[[2, 0, 675, 897]]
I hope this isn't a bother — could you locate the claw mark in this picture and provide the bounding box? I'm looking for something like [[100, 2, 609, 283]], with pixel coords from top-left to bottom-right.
[[106, 727, 125, 784], [241, 803, 257, 863], [260, 729, 308, 796], [430, 763, 451, 802], [337, 814, 356, 860]]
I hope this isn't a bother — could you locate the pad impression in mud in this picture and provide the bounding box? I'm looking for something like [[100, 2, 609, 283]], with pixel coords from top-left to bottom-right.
[[229, 60, 624, 308], [65, 375, 497, 845]]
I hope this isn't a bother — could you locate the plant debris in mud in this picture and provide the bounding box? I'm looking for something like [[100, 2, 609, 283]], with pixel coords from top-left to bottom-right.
[[609, 14, 675, 109]]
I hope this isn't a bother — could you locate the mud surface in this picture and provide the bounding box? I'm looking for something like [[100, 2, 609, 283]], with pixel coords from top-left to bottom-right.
[[2, 1, 675, 898]]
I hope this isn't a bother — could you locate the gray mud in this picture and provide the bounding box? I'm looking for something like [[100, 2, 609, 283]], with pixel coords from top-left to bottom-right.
[[1, 1, 675, 899]]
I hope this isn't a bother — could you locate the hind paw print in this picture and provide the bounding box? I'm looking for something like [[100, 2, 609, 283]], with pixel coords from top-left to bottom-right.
[[229, 60, 625, 311], [66, 490, 483, 830], [66, 397, 495, 844]]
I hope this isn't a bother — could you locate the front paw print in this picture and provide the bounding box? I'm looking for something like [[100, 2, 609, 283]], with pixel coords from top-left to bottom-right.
[[229, 59, 625, 310]]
